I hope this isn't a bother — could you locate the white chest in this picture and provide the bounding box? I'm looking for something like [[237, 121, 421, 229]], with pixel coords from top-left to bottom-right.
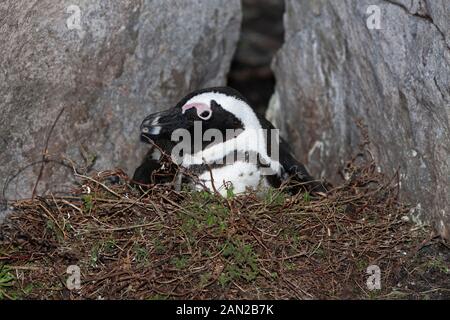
[[194, 161, 269, 196]]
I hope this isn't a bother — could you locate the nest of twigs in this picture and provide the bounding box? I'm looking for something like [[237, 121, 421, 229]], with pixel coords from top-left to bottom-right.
[[0, 149, 429, 300]]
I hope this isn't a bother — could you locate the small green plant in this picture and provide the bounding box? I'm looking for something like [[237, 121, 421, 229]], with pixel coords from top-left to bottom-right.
[[226, 185, 235, 199], [190, 190, 214, 202], [316, 248, 326, 258], [203, 250, 212, 257], [64, 223, 74, 233], [218, 220, 227, 233], [426, 257, 449, 274], [218, 273, 229, 287], [285, 262, 297, 271], [179, 197, 230, 238], [134, 245, 149, 266], [82, 194, 94, 212], [219, 240, 259, 287], [199, 273, 212, 287], [45, 220, 64, 242], [171, 256, 189, 269], [104, 239, 117, 254], [206, 212, 217, 226], [354, 257, 370, 272], [154, 238, 166, 254], [264, 188, 286, 206], [45, 220, 55, 233], [90, 244, 100, 267], [303, 192, 311, 203], [0, 265, 15, 300], [22, 283, 34, 296]]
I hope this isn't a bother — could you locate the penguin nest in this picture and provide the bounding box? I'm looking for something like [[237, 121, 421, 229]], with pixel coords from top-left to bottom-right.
[[0, 153, 431, 300]]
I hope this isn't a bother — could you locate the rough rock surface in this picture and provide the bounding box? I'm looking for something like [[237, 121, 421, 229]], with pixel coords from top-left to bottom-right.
[[0, 0, 241, 216], [268, 0, 449, 238]]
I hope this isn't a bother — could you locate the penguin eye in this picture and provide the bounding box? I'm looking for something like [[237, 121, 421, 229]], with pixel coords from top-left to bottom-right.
[[181, 102, 212, 120], [198, 110, 212, 120]]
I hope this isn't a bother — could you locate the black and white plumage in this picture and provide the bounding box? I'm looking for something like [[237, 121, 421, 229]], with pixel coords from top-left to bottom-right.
[[133, 87, 326, 196]]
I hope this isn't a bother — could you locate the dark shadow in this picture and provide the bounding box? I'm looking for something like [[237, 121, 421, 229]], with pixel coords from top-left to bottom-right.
[[228, 0, 285, 116]]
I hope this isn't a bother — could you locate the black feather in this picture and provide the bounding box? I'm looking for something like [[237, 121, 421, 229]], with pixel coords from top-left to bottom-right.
[[255, 112, 327, 194]]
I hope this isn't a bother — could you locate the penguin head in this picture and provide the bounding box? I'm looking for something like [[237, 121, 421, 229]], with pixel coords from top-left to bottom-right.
[[140, 87, 262, 149]]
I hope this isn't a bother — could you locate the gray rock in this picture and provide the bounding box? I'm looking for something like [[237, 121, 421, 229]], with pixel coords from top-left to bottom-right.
[[0, 1, 241, 206], [269, 0, 449, 238]]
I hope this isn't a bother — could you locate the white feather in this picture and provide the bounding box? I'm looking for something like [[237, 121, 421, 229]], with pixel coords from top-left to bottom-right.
[[151, 116, 160, 126], [196, 162, 269, 196]]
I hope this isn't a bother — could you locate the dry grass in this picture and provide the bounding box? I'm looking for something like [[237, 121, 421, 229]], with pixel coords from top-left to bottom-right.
[[0, 148, 433, 300]]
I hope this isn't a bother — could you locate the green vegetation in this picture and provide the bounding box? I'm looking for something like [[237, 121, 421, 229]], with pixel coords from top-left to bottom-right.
[[0, 265, 14, 300], [219, 240, 259, 286]]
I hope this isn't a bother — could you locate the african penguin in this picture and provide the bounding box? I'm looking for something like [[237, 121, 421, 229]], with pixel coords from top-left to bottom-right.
[[133, 87, 326, 196]]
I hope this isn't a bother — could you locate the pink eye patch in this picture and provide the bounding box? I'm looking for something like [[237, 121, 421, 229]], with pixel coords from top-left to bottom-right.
[[181, 102, 212, 120]]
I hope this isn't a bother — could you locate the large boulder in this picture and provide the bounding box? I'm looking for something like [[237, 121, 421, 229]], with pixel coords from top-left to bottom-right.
[[0, 0, 241, 215], [268, 0, 449, 238]]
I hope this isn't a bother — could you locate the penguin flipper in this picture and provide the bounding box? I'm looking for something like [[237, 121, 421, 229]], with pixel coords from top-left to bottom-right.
[[133, 142, 178, 187], [132, 156, 161, 186], [253, 113, 327, 194], [286, 163, 328, 194], [279, 138, 328, 194]]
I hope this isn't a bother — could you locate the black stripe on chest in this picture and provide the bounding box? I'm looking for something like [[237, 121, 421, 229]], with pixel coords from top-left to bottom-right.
[[185, 150, 282, 188]]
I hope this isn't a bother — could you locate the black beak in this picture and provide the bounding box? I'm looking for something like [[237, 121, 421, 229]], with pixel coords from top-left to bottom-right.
[[140, 108, 185, 143]]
